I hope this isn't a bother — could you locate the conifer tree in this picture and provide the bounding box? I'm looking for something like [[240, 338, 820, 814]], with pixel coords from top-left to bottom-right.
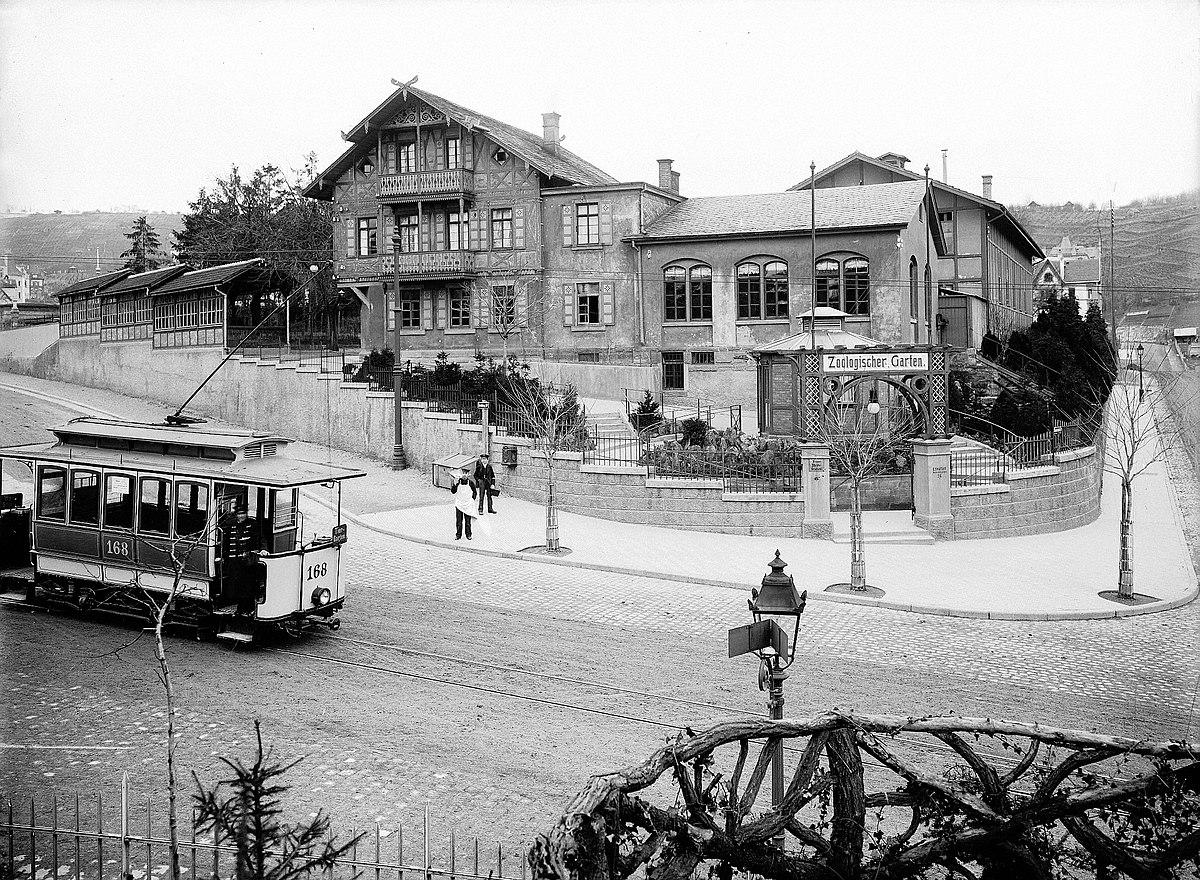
[[121, 215, 165, 273]]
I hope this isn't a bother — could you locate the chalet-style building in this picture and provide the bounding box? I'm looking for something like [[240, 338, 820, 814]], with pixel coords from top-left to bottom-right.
[[54, 259, 287, 349], [300, 83, 681, 362], [1034, 235, 1103, 316], [628, 181, 945, 401], [788, 152, 1043, 348]]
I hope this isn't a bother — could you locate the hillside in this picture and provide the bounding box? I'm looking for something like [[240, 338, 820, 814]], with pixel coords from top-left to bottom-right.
[[0, 212, 183, 295], [1011, 193, 1200, 329]]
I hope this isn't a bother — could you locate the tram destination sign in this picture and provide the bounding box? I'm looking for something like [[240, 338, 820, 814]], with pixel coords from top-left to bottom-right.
[[823, 351, 929, 373]]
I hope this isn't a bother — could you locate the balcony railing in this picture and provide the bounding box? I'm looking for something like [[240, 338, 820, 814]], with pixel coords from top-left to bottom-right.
[[378, 168, 474, 200], [383, 251, 475, 277]]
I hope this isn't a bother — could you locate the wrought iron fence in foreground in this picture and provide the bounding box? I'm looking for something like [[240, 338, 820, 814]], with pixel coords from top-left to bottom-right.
[[2, 787, 525, 880]]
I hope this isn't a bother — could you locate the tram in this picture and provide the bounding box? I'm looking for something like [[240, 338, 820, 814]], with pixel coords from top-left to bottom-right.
[[0, 417, 365, 642]]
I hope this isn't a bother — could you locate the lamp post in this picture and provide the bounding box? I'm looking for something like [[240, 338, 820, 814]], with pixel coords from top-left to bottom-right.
[[1136, 343, 1145, 402], [730, 551, 807, 850]]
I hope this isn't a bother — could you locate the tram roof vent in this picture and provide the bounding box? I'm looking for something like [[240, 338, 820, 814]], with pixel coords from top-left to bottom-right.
[[245, 442, 279, 459]]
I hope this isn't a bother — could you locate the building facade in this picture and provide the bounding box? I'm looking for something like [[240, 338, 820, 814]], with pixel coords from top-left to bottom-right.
[[788, 152, 1043, 348], [301, 84, 681, 363], [628, 182, 944, 401]]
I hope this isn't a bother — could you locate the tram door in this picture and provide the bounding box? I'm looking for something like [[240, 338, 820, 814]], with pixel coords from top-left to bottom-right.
[[214, 483, 266, 610]]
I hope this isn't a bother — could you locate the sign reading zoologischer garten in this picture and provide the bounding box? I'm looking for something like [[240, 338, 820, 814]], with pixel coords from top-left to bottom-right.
[[823, 351, 929, 373]]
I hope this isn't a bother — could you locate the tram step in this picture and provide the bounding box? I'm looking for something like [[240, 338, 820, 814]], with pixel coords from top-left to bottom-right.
[[216, 630, 254, 643]]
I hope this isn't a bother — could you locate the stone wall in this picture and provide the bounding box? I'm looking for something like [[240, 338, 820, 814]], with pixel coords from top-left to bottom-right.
[[13, 338, 395, 463], [473, 435, 820, 537], [949, 446, 1102, 538]]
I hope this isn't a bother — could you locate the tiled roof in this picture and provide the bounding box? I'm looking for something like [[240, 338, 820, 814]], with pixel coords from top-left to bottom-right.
[[304, 84, 618, 199], [406, 86, 618, 187], [637, 181, 928, 241], [52, 269, 132, 298], [154, 259, 271, 295], [1063, 259, 1101, 283], [104, 265, 189, 295]]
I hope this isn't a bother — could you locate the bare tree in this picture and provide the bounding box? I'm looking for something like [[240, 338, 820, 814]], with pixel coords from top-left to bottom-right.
[[105, 518, 215, 880], [809, 387, 918, 591], [500, 378, 588, 552], [1102, 365, 1188, 599], [531, 710, 1200, 880], [485, 276, 551, 362]]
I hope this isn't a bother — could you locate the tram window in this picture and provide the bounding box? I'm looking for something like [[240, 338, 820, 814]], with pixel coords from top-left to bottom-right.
[[68, 470, 101, 526], [105, 474, 135, 530], [38, 466, 67, 521], [139, 478, 172, 535], [272, 488, 297, 531], [175, 481, 210, 537]]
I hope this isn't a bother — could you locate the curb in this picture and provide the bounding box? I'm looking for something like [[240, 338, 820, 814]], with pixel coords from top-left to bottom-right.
[[8, 378, 1196, 623], [303, 491, 1199, 622]]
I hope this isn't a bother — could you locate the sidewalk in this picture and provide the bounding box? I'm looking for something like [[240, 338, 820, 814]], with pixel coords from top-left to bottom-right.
[[3, 373, 1197, 621]]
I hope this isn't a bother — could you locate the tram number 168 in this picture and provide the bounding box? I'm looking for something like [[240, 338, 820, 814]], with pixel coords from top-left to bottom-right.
[[306, 562, 328, 581], [105, 538, 133, 560]]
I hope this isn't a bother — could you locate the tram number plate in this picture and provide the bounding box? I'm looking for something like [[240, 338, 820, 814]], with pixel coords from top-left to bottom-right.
[[103, 537, 134, 561]]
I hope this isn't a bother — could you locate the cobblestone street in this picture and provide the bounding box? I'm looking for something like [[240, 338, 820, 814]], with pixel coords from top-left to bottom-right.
[[3, 380, 1199, 849]]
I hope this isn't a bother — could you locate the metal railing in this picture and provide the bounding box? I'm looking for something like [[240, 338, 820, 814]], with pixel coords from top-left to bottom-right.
[[621, 389, 743, 435], [2, 788, 525, 880], [646, 446, 804, 493], [949, 449, 1006, 487]]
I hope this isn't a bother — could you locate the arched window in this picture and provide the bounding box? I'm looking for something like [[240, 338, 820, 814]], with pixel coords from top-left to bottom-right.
[[737, 261, 790, 320], [664, 264, 712, 322], [689, 266, 713, 320], [816, 255, 871, 316], [737, 263, 761, 319], [909, 258, 919, 321], [664, 266, 686, 321]]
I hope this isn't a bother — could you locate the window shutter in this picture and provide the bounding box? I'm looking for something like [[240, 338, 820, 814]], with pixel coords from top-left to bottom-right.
[[599, 202, 613, 246], [421, 213, 432, 252], [421, 291, 434, 330], [601, 282, 615, 325], [433, 211, 446, 251], [561, 205, 573, 247], [431, 130, 444, 170], [436, 290, 447, 329], [475, 285, 490, 328], [514, 206, 526, 250], [562, 283, 574, 326], [345, 221, 355, 258], [517, 286, 528, 327], [468, 210, 482, 250]]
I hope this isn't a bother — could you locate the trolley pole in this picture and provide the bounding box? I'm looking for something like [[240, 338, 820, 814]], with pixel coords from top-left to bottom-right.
[[478, 400, 491, 460], [767, 663, 788, 849]]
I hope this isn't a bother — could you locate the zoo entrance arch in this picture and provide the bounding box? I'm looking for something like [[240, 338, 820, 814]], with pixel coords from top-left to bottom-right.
[[756, 345, 952, 440]]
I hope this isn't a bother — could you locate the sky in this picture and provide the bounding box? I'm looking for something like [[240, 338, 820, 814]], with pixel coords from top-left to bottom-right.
[[1, 0, 1198, 214]]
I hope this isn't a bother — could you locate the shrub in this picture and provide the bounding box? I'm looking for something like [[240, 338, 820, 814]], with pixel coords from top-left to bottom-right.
[[630, 390, 663, 432], [679, 417, 710, 447], [430, 351, 462, 386]]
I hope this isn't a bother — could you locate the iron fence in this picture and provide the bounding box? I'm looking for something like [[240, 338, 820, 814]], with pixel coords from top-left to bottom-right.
[[2, 786, 525, 880], [949, 449, 1006, 487]]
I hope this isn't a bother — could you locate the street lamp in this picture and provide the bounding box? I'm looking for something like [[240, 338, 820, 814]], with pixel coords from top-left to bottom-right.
[[730, 551, 807, 849], [1136, 343, 1145, 402]]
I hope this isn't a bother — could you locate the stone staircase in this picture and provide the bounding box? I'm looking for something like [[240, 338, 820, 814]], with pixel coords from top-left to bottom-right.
[[586, 409, 636, 438], [831, 510, 935, 545]]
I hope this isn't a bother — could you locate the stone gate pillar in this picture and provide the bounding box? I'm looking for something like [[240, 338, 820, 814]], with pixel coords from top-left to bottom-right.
[[911, 438, 953, 538], [800, 443, 832, 539]]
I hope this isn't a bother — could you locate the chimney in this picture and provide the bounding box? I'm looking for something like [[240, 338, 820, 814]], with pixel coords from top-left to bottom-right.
[[671, 170, 680, 194], [657, 159, 675, 192], [542, 112, 561, 153], [982, 175, 993, 200], [941, 149, 948, 183]]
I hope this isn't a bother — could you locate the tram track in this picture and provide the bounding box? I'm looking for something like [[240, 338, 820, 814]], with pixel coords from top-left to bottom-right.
[[271, 633, 1031, 778]]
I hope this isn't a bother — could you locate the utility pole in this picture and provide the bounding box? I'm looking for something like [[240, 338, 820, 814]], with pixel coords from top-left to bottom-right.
[[809, 161, 816, 353], [1108, 200, 1117, 356]]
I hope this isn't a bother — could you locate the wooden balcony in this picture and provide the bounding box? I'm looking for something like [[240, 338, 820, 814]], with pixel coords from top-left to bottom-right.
[[383, 251, 476, 277], [377, 168, 474, 202]]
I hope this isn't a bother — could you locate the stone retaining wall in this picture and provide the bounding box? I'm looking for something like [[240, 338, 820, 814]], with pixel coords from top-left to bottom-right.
[[949, 446, 1102, 538], [473, 437, 821, 537]]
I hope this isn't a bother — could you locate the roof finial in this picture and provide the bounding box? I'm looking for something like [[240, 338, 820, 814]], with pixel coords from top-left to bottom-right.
[[390, 75, 419, 99]]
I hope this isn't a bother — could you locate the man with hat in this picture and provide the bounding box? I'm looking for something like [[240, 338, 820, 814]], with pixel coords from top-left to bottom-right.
[[473, 453, 497, 514]]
